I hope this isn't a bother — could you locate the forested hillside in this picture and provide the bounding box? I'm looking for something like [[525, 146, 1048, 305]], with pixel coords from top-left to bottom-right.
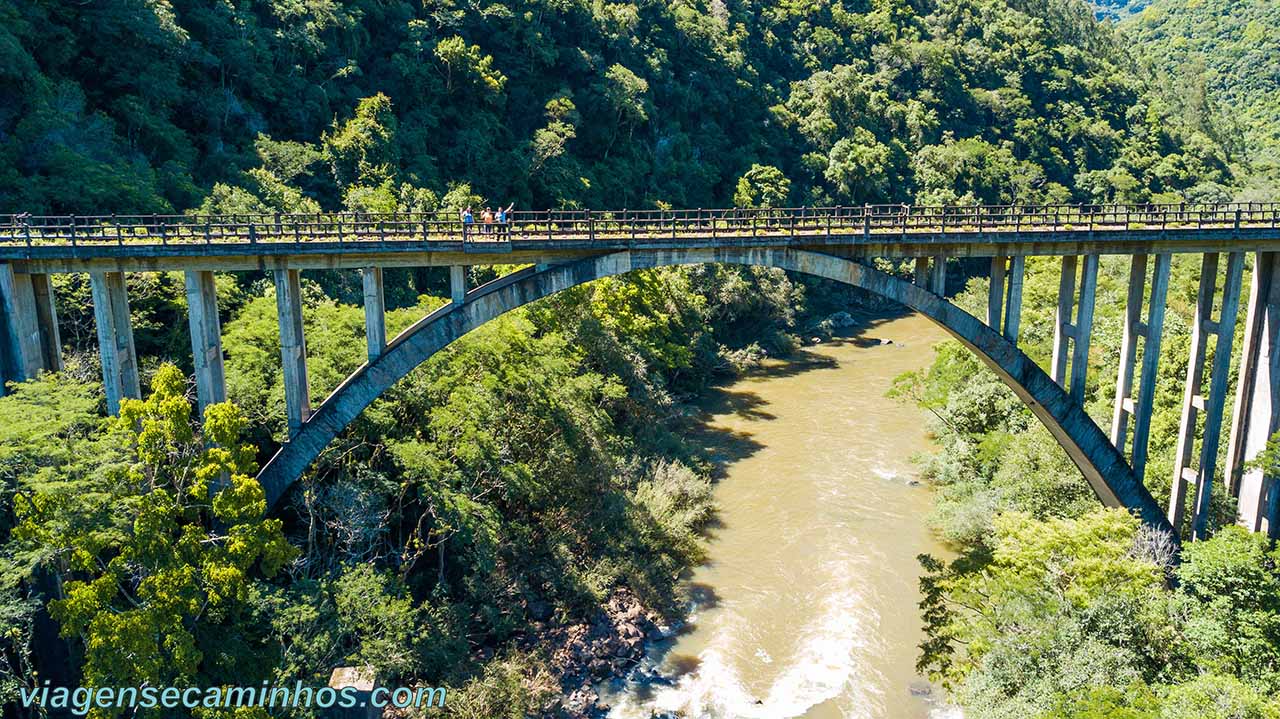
[[0, 0, 1235, 216], [1123, 0, 1280, 170]]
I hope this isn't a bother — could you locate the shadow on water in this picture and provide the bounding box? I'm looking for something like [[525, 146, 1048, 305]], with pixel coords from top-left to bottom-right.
[[685, 581, 721, 611], [736, 350, 839, 381], [699, 388, 778, 420]]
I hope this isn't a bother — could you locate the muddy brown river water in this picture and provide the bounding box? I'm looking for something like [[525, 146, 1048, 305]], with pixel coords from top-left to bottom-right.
[[602, 312, 960, 719]]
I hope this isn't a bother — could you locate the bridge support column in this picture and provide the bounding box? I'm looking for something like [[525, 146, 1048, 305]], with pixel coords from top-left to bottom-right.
[[1003, 255, 1025, 343], [0, 266, 62, 394], [987, 257, 1006, 329], [1111, 254, 1171, 482], [184, 270, 226, 414], [913, 257, 929, 288], [274, 269, 311, 437], [1225, 252, 1280, 537], [929, 255, 946, 296], [89, 271, 140, 414], [362, 267, 386, 362], [1170, 251, 1245, 539], [31, 273, 62, 373], [450, 265, 467, 305], [1050, 255, 1098, 401]]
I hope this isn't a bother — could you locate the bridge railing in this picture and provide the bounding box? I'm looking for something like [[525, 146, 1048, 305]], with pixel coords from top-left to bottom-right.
[[2, 203, 1278, 247]]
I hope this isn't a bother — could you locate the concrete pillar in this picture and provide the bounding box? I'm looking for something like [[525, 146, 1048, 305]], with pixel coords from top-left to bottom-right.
[[274, 269, 311, 436], [89, 271, 140, 415], [362, 267, 386, 362], [1170, 252, 1245, 539], [1225, 252, 1280, 537], [929, 255, 946, 296], [1115, 254, 1171, 481], [450, 265, 467, 305], [1068, 254, 1099, 402], [30, 274, 62, 372], [913, 257, 929, 288], [1003, 255, 1025, 343], [987, 256, 1006, 329], [1051, 255, 1078, 385], [1112, 254, 1148, 449], [1, 266, 47, 391], [184, 270, 226, 414]]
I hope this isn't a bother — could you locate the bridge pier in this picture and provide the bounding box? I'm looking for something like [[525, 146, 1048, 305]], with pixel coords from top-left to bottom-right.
[[274, 269, 311, 436], [1003, 256, 1025, 342], [89, 271, 140, 414], [1225, 252, 1280, 537], [362, 267, 386, 362], [913, 257, 929, 288], [1170, 252, 1245, 539], [987, 257, 1006, 329], [929, 255, 946, 295], [0, 266, 62, 394], [450, 265, 467, 305], [184, 270, 226, 414], [1111, 254, 1171, 481], [1050, 255, 1099, 401]]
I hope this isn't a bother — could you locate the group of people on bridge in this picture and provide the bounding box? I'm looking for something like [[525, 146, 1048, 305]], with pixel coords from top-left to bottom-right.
[[461, 204, 515, 238]]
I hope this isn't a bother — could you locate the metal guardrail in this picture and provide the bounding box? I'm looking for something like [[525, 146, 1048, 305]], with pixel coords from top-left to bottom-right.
[[2, 203, 1278, 248]]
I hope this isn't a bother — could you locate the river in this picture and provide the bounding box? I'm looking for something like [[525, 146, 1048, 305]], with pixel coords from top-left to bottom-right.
[[602, 312, 959, 719]]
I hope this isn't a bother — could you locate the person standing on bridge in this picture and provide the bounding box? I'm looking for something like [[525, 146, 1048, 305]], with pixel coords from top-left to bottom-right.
[[497, 203, 514, 239], [461, 206, 474, 239], [481, 207, 495, 236]]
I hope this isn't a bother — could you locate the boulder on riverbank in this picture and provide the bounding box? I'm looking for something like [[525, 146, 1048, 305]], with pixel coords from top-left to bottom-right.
[[534, 588, 662, 718], [828, 311, 858, 328]]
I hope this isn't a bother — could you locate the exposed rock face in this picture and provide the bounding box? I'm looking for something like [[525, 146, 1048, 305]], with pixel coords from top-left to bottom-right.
[[536, 589, 664, 718]]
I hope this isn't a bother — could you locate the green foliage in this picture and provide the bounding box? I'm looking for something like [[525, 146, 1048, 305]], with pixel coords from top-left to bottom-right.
[[258, 563, 466, 683], [6, 366, 295, 691], [324, 94, 400, 190], [445, 651, 558, 719], [0, 376, 106, 707], [1173, 526, 1280, 692], [0, 0, 1239, 213], [1124, 0, 1280, 169], [919, 509, 1280, 719], [733, 164, 791, 208]]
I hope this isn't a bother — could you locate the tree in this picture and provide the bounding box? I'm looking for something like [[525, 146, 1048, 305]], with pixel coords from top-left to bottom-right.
[[733, 164, 791, 208], [1174, 526, 1280, 693], [433, 36, 506, 96], [324, 94, 400, 190], [602, 64, 649, 158], [22, 365, 297, 687]]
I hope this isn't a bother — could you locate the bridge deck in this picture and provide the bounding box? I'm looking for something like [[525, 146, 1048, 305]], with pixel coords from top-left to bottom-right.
[[4, 203, 1279, 272]]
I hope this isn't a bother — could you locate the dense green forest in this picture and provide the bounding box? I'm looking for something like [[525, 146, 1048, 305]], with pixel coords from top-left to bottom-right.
[[0, 0, 1244, 215], [1121, 0, 1280, 170], [1, 0, 1278, 717], [893, 255, 1280, 718]]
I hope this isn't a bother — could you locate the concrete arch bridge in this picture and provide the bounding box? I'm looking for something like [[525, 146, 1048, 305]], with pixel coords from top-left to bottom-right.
[[2, 203, 1279, 539]]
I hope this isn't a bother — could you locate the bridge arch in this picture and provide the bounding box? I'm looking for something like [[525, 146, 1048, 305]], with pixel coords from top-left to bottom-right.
[[257, 248, 1172, 532]]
